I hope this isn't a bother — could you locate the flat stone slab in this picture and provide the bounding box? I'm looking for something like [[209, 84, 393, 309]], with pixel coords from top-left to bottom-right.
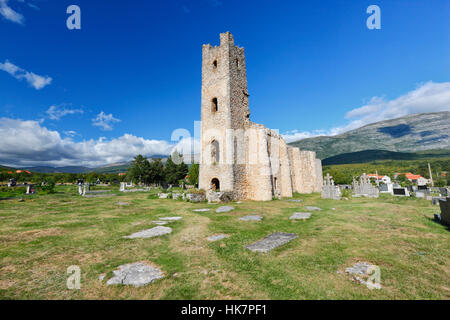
[[159, 216, 182, 221], [106, 262, 164, 287], [345, 262, 372, 275], [123, 226, 172, 239], [117, 202, 129, 206], [216, 206, 234, 213], [152, 221, 168, 225], [239, 215, 262, 221], [207, 234, 228, 242], [246, 232, 298, 253], [344, 262, 382, 289], [287, 199, 303, 203], [305, 206, 321, 211], [193, 209, 210, 212], [290, 212, 311, 220]]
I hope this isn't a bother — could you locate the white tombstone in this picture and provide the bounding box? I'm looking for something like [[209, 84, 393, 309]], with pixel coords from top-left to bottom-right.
[[82, 184, 86, 196], [120, 182, 126, 192], [78, 184, 83, 195], [26, 185, 31, 194]]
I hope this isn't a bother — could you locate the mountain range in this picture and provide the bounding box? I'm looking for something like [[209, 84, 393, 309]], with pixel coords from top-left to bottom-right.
[[289, 111, 450, 160]]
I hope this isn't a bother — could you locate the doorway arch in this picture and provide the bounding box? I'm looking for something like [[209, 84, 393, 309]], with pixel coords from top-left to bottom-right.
[[211, 178, 220, 191]]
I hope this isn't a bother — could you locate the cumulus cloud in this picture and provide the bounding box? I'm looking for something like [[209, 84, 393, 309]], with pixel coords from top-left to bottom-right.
[[46, 105, 84, 121], [0, 118, 175, 167], [0, 60, 52, 89], [282, 81, 450, 142], [0, 0, 24, 24], [92, 111, 121, 131]]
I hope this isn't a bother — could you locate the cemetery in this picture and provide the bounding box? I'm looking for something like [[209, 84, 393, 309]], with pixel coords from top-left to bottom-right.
[[0, 183, 448, 300]]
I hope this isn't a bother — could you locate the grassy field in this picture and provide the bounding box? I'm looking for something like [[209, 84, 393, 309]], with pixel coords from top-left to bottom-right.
[[0, 186, 449, 300]]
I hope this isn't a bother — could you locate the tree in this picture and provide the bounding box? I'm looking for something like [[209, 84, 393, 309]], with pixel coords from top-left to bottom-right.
[[127, 155, 151, 185], [187, 163, 199, 186], [164, 156, 179, 185], [149, 158, 164, 185]]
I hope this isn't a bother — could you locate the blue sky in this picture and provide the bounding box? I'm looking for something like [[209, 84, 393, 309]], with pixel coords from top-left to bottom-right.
[[0, 0, 449, 167]]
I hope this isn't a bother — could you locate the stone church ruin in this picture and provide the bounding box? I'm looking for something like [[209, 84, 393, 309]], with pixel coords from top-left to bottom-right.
[[199, 32, 323, 201]]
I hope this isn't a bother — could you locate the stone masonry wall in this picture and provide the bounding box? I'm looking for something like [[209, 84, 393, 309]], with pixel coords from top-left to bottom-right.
[[199, 32, 322, 200]]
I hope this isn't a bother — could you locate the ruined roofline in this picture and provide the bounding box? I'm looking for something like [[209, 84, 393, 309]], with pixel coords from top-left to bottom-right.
[[202, 31, 244, 50]]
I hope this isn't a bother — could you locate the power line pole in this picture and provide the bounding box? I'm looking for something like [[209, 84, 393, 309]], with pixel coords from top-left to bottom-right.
[[428, 162, 434, 187]]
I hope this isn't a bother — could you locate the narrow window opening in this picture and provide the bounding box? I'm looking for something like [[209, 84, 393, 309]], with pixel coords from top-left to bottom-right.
[[211, 97, 218, 112], [213, 60, 218, 69], [211, 140, 220, 163]]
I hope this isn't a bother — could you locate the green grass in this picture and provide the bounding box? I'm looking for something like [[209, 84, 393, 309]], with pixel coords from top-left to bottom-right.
[[0, 186, 448, 300]]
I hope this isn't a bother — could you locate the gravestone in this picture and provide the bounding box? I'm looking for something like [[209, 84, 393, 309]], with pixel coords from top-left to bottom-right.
[[26, 185, 31, 195], [105, 262, 164, 287], [379, 183, 393, 194], [78, 184, 83, 195], [439, 197, 450, 226], [321, 173, 341, 200], [216, 206, 234, 213], [393, 188, 409, 197], [246, 232, 298, 253], [290, 212, 311, 220], [193, 209, 210, 212], [120, 182, 125, 192], [159, 216, 182, 221], [352, 173, 379, 198], [239, 215, 262, 221], [123, 226, 172, 239], [416, 191, 425, 198], [305, 206, 321, 211]]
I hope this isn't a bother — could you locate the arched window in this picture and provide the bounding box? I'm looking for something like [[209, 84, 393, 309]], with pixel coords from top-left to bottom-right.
[[213, 60, 218, 69], [274, 177, 278, 190], [211, 178, 220, 191], [211, 97, 218, 112], [211, 140, 220, 164]]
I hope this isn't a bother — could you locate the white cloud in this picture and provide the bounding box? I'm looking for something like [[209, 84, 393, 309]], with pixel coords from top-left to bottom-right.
[[46, 105, 83, 121], [0, 0, 24, 24], [283, 81, 450, 142], [0, 60, 52, 89], [0, 118, 175, 167], [92, 111, 121, 131]]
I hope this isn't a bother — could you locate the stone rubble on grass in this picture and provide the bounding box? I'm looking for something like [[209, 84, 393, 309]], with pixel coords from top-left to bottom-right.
[[123, 226, 172, 239], [152, 221, 168, 225], [158, 193, 169, 199], [344, 262, 382, 290], [287, 199, 303, 203], [305, 206, 322, 211], [289, 212, 311, 220], [207, 234, 228, 242], [117, 202, 129, 206], [105, 262, 164, 287], [239, 215, 262, 221], [246, 232, 298, 253], [216, 206, 234, 213], [159, 216, 182, 221], [193, 209, 210, 212], [98, 273, 106, 281]]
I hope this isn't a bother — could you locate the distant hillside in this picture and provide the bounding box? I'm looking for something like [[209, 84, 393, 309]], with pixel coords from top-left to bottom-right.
[[322, 149, 450, 165], [289, 112, 450, 159]]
